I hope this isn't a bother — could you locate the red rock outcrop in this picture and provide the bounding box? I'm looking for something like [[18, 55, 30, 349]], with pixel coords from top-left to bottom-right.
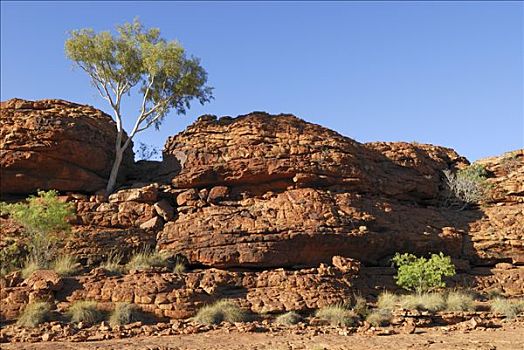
[[165, 114, 467, 203], [159, 113, 515, 268], [1, 108, 522, 323], [0, 98, 134, 195], [463, 150, 524, 264]]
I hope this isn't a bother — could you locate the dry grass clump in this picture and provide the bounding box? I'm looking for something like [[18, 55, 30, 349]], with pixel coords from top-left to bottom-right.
[[275, 311, 302, 325], [486, 288, 504, 300], [109, 303, 143, 327], [445, 291, 475, 312], [399, 293, 445, 312], [67, 301, 104, 324], [490, 298, 524, 319], [194, 300, 248, 325], [377, 291, 398, 310], [126, 249, 169, 271], [315, 305, 358, 327], [51, 255, 80, 276], [100, 252, 124, 275], [352, 295, 368, 318], [16, 301, 52, 328], [366, 308, 393, 327], [173, 261, 186, 274], [21, 260, 41, 279]]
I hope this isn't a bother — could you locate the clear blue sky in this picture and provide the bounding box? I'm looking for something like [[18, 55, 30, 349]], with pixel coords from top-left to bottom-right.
[[1, 1, 523, 161]]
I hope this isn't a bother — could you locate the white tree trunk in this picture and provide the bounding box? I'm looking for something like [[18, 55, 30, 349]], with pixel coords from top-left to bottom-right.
[[106, 145, 125, 194]]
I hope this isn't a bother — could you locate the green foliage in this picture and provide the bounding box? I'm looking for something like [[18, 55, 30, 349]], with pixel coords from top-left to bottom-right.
[[366, 308, 392, 327], [51, 255, 80, 277], [275, 311, 302, 325], [490, 298, 524, 319], [0, 239, 27, 275], [109, 303, 143, 327], [17, 301, 52, 328], [315, 305, 358, 327], [65, 19, 212, 123], [443, 164, 490, 209], [1, 190, 74, 268], [126, 249, 169, 271], [399, 293, 446, 312], [445, 291, 475, 312], [193, 300, 248, 325], [392, 252, 456, 293], [65, 19, 213, 193], [67, 301, 104, 324]]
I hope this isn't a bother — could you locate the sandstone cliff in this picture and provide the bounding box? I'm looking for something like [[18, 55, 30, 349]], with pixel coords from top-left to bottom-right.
[[1, 101, 522, 322], [0, 98, 134, 194]]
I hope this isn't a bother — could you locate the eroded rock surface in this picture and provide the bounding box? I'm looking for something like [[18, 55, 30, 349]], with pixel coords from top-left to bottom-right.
[[1, 107, 522, 325], [158, 113, 523, 268], [0, 98, 134, 195]]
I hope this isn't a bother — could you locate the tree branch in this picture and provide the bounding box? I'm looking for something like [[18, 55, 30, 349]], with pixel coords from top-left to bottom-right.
[[140, 75, 155, 116]]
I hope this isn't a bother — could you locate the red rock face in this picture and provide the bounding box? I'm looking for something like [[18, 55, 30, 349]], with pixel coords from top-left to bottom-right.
[[158, 113, 478, 268], [0, 98, 134, 195], [164, 114, 468, 203], [1, 107, 522, 322]]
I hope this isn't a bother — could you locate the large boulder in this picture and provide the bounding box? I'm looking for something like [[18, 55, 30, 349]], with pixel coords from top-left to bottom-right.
[[0, 98, 134, 195], [164, 113, 467, 202], [158, 113, 482, 268]]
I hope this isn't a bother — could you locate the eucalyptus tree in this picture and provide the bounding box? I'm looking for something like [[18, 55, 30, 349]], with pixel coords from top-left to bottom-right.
[[65, 19, 212, 193]]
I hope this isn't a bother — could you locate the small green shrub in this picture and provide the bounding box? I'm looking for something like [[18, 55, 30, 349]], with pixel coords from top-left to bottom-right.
[[392, 252, 456, 293], [17, 301, 52, 327], [126, 249, 169, 271], [399, 293, 446, 312], [193, 300, 248, 325], [275, 311, 302, 325], [377, 291, 398, 310], [51, 255, 79, 277], [443, 164, 490, 210], [366, 308, 392, 327], [0, 190, 74, 268], [67, 301, 104, 324], [445, 291, 475, 312], [0, 240, 27, 276], [490, 298, 524, 319], [109, 303, 143, 327], [315, 305, 358, 327], [100, 252, 124, 275]]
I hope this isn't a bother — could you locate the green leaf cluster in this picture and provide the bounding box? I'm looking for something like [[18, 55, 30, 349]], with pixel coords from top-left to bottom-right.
[[0, 239, 27, 275], [1, 190, 74, 267], [443, 164, 490, 209], [458, 164, 489, 182], [65, 18, 212, 129], [391, 252, 456, 294]]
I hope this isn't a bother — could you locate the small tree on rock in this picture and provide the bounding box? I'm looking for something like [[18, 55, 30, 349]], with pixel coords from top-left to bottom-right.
[[391, 252, 456, 294], [0, 190, 74, 269], [65, 19, 213, 193]]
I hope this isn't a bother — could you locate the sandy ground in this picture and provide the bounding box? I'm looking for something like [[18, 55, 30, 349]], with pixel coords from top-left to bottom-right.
[[2, 323, 523, 350]]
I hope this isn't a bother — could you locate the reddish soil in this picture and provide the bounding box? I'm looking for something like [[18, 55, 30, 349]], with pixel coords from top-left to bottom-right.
[[3, 321, 523, 350]]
